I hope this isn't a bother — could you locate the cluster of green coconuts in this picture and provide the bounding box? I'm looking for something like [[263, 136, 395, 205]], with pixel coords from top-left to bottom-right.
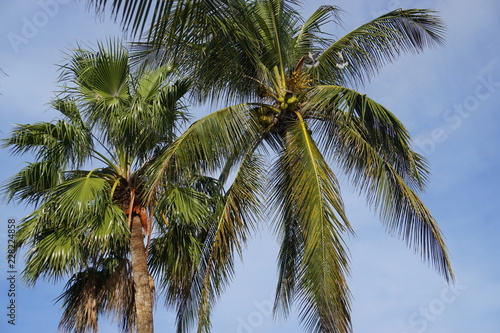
[[277, 92, 299, 110], [258, 92, 300, 127]]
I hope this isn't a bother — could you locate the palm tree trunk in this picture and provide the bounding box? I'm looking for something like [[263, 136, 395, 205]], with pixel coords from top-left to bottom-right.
[[130, 214, 154, 333]]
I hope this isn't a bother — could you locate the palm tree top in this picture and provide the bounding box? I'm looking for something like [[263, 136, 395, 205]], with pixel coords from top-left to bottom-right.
[[129, 2, 452, 333], [1, 41, 206, 333]]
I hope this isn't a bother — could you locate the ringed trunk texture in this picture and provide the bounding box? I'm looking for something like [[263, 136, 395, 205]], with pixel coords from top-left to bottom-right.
[[130, 215, 154, 333]]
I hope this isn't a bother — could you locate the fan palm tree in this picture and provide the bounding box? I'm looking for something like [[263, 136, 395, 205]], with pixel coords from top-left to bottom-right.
[[128, 1, 452, 333], [2, 40, 216, 333]]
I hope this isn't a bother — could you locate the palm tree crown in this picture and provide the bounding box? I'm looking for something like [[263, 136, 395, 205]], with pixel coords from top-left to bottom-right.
[[2, 40, 216, 333], [138, 1, 453, 333]]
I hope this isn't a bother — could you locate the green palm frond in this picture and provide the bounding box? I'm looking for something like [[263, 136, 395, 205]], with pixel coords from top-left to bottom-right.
[[53, 99, 87, 127], [170, 148, 265, 333], [307, 85, 429, 191], [271, 113, 352, 332], [62, 40, 130, 107], [133, 63, 172, 100], [86, 0, 227, 41], [129, 75, 191, 161], [11, 166, 128, 285], [16, 188, 128, 286], [149, 222, 205, 333], [315, 9, 446, 86], [19, 217, 83, 285], [50, 173, 113, 220], [90, 203, 130, 248], [2, 120, 93, 168], [294, 5, 340, 54], [141, 0, 302, 104], [158, 0, 258, 103], [2, 161, 64, 205], [333, 119, 453, 281], [253, 0, 288, 75], [156, 186, 211, 227], [147, 177, 223, 333], [303, 85, 451, 280], [148, 103, 259, 195]]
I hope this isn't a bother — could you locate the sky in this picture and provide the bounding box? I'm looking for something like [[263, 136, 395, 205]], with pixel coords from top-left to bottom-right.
[[0, 0, 499, 332]]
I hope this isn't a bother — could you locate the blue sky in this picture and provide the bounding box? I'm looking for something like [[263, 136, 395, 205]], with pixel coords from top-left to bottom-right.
[[0, 0, 499, 332]]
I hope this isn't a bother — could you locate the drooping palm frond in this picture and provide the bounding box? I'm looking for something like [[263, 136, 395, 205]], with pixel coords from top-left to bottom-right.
[[15, 173, 130, 285], [17, 213, 84, 285], [335, 120, 452, 280], [56, 257, 135, 333], [151, 147, 266, 333], [305, 86, 452, 281], [194, 150, 266, 333], [99, 258, 136, 333], [53, 99, 87, 127], [270, 113, 352, 333], [307, 85, 429, 192], [56, 267, 103, 333], [149, 220, 205, 332]]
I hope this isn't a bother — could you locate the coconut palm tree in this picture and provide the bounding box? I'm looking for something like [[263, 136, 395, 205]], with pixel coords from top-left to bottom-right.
[[132, 1, 453, 333], [2, 40, 216, 333]]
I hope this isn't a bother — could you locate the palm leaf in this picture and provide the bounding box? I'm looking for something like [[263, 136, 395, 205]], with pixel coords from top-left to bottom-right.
[[2, 120, 93, 168], [315, 9, 446, 86], [294, 5, 340, 55], [156, 185, 211, 227], [147, 103, 259, 200], [16, 176, 126, 286], [306, 85, 429, 192], [270, 113, 352, 333], [2, 161, 64, 206], [333, 117, 453, 281], [86, 0, 228, 42], [172, 148, 266, 333], [50, 173, 113, 221], [56, 267, 103, 333], [19, 217, 83, 285]]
